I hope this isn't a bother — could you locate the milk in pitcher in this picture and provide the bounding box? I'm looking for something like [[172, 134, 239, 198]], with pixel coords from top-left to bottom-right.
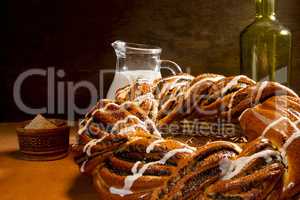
[[106, 70, 162, 99]]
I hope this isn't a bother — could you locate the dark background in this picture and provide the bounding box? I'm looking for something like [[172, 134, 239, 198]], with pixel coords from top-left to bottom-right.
[[1, 0, 300, 122]]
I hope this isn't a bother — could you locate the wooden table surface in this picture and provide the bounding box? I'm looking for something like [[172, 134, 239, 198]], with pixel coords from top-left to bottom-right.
[[0, 122, 99, 200]]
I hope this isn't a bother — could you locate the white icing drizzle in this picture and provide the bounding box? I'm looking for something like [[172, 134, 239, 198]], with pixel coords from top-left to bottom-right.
[[109, 148, 195, 197], [111, 115, 144, 133], [145, 139, 196, 154], [258, 111, 300, 167], [118, 124, 149, 134], [221, 75, 250, 96], [274, 82, 299, 98], [159, 92, 184, 111], [168, 82, 188, 91], [238, 108, 250, 121], [281, 131, 300, 161], [131, 161, 142, 174], [261, 117, 287, 137], [255, 81, 269, 104], [111, 115, 161, 137], [134, 93, 155, 103], [227, 92, 237, 122], [93, 101, 139, 116], [185, 76, 224, 98], [136, 79, 151, 84], [79, 119, 85, 126], [175, 141, 197, 152], [83, 135, 107, 156], [79, 102, 135, 136], [80, 160, 88, 173], [283, 182, 295, 192], [84, 100, 161, 137], [78, 118, 93, 135], [158, 76, 192, 99], [221, 150, 280, 180], [146, 139, 166, 153], [90, 102, 120, 117], [280, 115, 300, 162], [219, 157, 232, 177]]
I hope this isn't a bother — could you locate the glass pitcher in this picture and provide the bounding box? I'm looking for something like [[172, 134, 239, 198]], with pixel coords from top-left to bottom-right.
[[106, 40, 182, 99]]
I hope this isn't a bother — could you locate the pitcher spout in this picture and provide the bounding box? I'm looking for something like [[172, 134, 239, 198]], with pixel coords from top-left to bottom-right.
[[112, 40, 126, 58]]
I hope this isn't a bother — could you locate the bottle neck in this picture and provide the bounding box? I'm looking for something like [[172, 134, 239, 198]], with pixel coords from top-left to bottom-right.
[[255, 0, 276, 20]]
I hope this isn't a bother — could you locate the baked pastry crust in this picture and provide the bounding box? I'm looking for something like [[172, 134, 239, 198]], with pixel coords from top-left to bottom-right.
[[74, 73, 300, 200]]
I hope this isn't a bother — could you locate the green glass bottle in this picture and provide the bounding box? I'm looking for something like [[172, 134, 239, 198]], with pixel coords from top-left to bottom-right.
[[240, 0, 292, 85]]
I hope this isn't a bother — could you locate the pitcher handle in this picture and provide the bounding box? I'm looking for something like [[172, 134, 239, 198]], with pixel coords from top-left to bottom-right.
[[160, 60, 182, 75]]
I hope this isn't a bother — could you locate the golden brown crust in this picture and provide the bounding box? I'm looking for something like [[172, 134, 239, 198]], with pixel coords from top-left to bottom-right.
[[153, 141, 241, 200], [91, 137, 196, 200], [205, 163, 284, 200], [240, 95, 300, 199], [74, 73, 300, 200]]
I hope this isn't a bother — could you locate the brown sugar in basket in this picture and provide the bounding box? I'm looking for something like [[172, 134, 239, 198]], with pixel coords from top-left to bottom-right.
[[16, 119, 70, 161]]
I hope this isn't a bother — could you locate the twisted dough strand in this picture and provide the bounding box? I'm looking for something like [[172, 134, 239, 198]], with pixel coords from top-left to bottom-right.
[[74, 73, 300, 200]]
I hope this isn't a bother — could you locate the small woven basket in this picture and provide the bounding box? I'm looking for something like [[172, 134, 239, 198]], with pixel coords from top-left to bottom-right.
[[16, 119, 70, 161]]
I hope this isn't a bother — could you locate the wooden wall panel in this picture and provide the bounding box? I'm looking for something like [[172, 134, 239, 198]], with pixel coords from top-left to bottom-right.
[[1, 0, 300, 121]]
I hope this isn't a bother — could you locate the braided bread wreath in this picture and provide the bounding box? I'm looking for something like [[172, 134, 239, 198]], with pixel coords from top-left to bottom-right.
[[73, 73, 300, 200]]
